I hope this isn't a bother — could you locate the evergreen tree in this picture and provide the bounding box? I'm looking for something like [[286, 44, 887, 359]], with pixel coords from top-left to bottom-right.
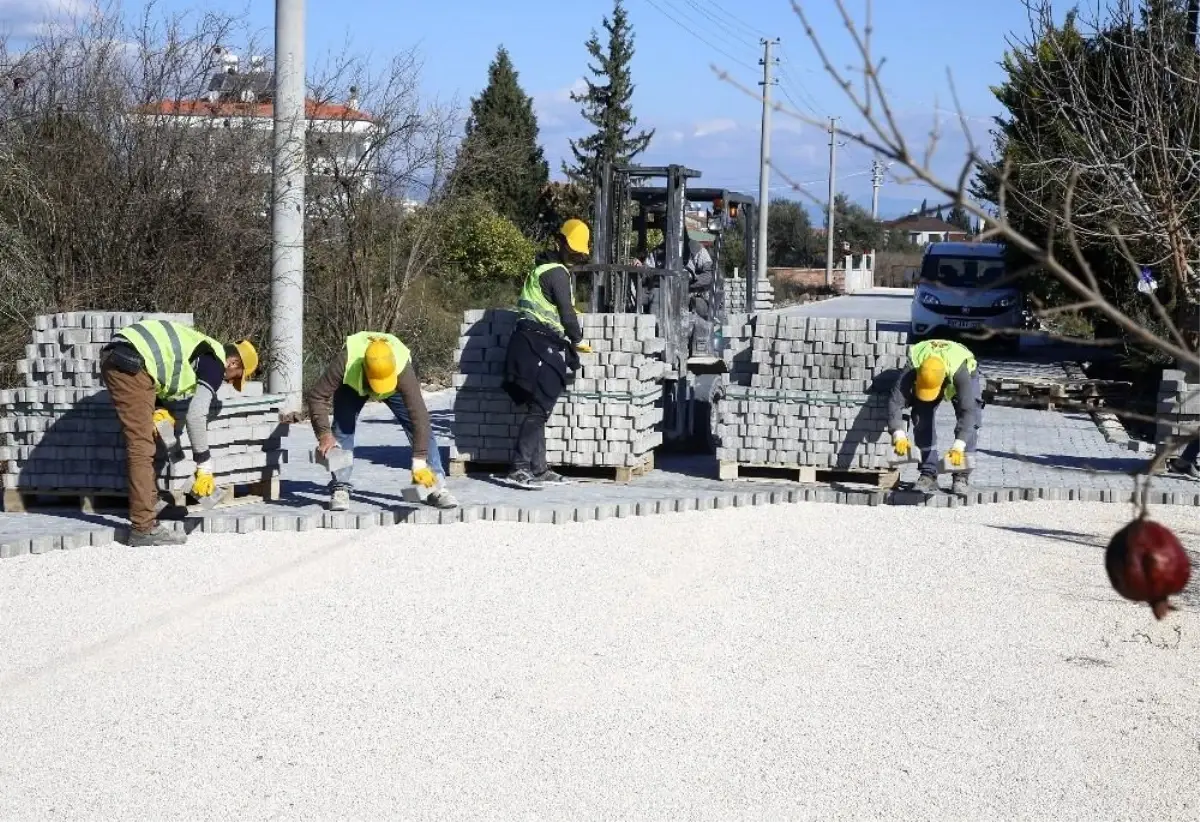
[[947, 203, 972, 233], [563, 0, 654, 196], [453, 45, 549, 232], [919, 198, 928, 216], [934, 204, 944, 221]]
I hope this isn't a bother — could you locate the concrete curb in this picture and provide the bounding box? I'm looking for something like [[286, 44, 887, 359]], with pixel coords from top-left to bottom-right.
[[2, 482, 1197, 559]]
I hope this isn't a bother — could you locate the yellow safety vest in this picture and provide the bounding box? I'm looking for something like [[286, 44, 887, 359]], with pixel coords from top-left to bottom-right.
[[116, 320, 226, 401], [517, 263, 569, 334], [343, 331, 412, 400], [909, 339, 977, 401]]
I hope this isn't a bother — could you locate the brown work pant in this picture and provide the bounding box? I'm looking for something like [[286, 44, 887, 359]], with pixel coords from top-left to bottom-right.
[[100, 361, 158, 533]]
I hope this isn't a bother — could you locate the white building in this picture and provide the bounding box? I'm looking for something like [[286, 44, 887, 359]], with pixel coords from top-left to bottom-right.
[[133, 53, 381, 191]]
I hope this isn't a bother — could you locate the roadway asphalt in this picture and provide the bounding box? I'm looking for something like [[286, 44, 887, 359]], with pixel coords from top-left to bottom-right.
[[775, 287, 915, 322]]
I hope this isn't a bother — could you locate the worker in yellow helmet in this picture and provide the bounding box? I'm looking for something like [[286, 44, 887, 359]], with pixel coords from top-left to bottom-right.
[[307, 332, 457, 511], [887, 338, 984, 495], [100, 320, 258, 546], [500, 218, 592, 489]]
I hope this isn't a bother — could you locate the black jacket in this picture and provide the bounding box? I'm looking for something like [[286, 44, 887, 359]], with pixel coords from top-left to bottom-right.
[[503, 319, 580, 413]]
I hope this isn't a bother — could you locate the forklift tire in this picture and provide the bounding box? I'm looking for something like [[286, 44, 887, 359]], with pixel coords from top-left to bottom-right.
[[690, 374, 725, 454]]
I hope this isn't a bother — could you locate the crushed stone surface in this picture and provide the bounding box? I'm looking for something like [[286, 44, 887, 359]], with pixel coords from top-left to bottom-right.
[[1, 502, 1198, 820]]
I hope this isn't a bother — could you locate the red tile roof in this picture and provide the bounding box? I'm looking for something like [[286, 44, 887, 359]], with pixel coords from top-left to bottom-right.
[[135, 98, 375, 122]]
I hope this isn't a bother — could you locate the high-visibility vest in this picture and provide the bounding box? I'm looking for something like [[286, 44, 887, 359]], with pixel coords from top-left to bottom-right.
[[909, 339, 977, 401], [343, 331, 412, 400], [517, 263, 569, 334], [116, 320, 225, 401]]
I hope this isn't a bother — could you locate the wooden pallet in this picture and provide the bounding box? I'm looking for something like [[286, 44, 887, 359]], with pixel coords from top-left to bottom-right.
[[449, 452, 655, 484], [2, 472, 281, 514], [718, 461, 900, 489]]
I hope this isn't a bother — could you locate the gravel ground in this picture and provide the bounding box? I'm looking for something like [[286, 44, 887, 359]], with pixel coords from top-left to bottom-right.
[[1, 502, 1198, 820]]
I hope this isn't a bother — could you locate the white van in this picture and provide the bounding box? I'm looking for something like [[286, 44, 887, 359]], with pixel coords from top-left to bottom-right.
[[910, 241, 1022, 349]]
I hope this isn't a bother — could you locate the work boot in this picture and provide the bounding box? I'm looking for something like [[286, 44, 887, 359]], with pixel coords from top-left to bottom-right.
[[329, 486, 351, 511], [426, 487, 459, 509], [951, 473, 971, 496], [533, 469, 569, 485], [913, 474, 939, 494], [127, 523, 187, 547], [504, 468, 543, 490]]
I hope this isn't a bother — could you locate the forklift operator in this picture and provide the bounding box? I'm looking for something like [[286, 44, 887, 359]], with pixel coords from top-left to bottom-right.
[[684, 237, 715, 323]]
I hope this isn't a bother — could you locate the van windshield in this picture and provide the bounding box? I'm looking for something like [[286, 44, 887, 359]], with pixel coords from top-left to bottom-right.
[[920, 255, 1009, 289]]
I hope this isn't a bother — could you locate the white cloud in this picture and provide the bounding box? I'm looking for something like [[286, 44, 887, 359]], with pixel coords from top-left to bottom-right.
[[0, 0, 95, 37], [533, 78, 586, 130], [692, 118, 737, 138]]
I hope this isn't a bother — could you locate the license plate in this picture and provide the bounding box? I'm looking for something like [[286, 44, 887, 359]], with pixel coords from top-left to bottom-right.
[[947, 319, 982, 329]]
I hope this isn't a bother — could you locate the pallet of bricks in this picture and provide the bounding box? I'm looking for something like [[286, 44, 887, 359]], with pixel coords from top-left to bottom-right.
[[715, 313, 908, 487], [450, 309, 666, 481], [0, 311, 289, 513], [725, 270, 775, 314], [1156, 368, 1200, 452]]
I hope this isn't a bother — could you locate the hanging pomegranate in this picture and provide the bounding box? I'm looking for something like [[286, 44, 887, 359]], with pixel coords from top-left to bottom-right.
[[1105, 517, 1192, 620]]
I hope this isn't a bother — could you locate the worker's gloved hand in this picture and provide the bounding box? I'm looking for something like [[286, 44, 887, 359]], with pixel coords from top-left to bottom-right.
[[411, 458, 436, 489], [192, 460, 216, 497], [947, 440, 967, 468], [892, 430, 910, 457], [317, 432, 338, 456], [575, 342, 592, 354], [152, 408, 175, 434]]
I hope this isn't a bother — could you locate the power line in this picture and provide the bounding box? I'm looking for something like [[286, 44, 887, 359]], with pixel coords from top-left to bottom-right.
[[672, 0, 761, 50], [640, 0, 758, 72]]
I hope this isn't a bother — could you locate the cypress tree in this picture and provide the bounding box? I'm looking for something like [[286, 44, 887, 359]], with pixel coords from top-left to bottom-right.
[[453, 45, 549, 231], [563, 0, 654, 195]]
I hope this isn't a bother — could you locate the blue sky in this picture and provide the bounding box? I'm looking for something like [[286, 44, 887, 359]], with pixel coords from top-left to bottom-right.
[[9, 0, 1044, 218]]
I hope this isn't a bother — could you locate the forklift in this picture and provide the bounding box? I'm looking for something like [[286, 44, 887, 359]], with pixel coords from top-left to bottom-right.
[[572, 163, 760, 453]]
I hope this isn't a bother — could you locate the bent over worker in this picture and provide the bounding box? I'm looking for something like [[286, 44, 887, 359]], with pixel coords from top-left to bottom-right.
[[307, 331, 457, 512], [501, 218, 591, 490], [100, 319, 258, 546], [887, 338, 983, 495]]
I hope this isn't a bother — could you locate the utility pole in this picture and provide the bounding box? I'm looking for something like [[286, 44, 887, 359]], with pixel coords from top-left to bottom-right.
[[870, 158, 885, 219], [755, 37, 779, 294], [867, 158, 885, 275], [270, 0, 306, 413], [824, 116, 839, 287]]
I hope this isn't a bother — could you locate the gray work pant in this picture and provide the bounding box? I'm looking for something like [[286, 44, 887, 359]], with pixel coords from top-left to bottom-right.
[[911, 372, 984, 476]]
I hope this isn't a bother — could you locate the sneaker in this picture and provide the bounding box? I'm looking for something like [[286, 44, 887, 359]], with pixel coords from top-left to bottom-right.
[[127, 523, 187, 547], [1169, 458, 1200, 480], [533, 469, 569, 485], [426, 488, 459, 509], [913, 474, 940, 494], [329, 486, 351, 511], [504, 469, 543, 490], [951, 474, 971, 496]]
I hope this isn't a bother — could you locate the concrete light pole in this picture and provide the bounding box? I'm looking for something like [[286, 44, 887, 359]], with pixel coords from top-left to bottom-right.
[[270, 0, 306, 412]]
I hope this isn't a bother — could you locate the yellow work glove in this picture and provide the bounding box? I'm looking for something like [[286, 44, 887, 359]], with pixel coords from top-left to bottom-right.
[[411, 458, 436, 489], [947, 440, 967, 468], [192, 461, 216, 497], [892, 430, 910, 457], [575, 343, 593, 354], [152, 408, 174, 431]]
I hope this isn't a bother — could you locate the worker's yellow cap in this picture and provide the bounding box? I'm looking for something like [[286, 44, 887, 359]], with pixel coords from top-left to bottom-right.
[[560, 218, 590, 255], [364, 337, 398, 395], [232, 339, 258, 391], [915, 356, 946, 402]]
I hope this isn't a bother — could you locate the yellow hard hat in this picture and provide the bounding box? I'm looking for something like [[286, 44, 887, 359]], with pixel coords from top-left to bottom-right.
[[560, 218, 590, 255], [232, 339, 258, 391], [364, 337, 398, 395], [915, 356, 947, 402]]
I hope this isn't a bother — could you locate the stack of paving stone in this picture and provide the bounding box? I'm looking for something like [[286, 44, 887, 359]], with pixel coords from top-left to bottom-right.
[[724, 270, 775, 314], [0, 311, 288, 500], [716, 314, 910, 470], [451, 309, 666, 470], [1156, 368, 1200, 449]]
